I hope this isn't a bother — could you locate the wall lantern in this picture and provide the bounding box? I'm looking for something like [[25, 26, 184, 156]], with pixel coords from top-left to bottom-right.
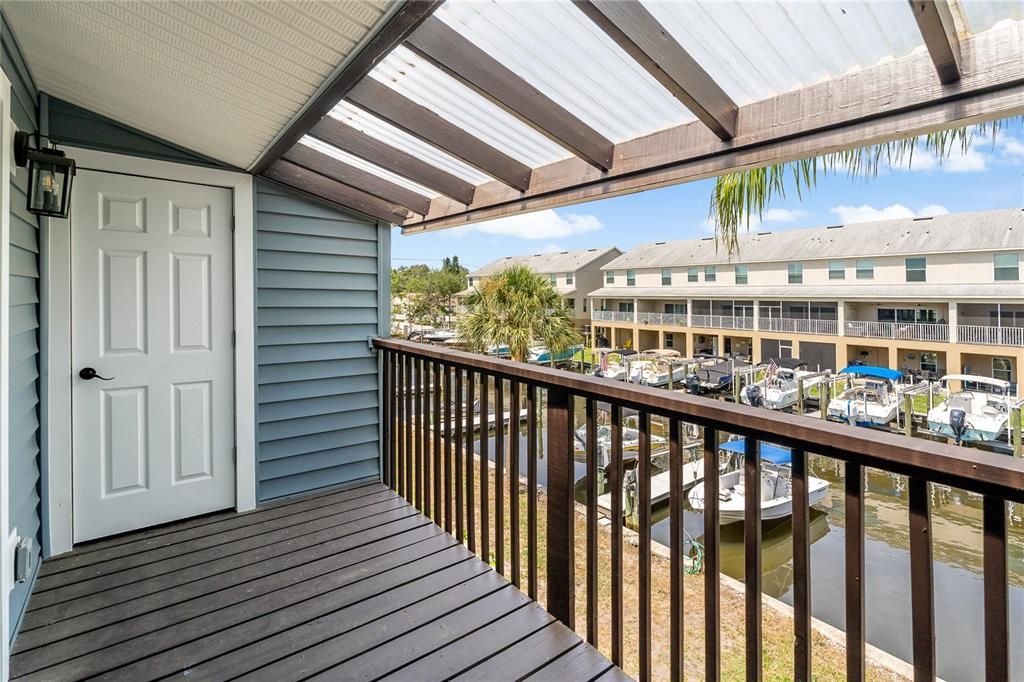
[[13, 131, 76, 218]]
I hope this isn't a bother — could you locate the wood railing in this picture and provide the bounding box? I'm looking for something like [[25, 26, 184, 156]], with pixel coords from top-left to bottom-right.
[[375, 337, 1023, 681]]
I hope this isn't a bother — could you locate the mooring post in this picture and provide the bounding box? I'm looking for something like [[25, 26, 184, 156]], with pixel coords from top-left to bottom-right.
[[1013, 406, 1022, 458], [797, 378, 805, 414], [904, 393, 915, 438]]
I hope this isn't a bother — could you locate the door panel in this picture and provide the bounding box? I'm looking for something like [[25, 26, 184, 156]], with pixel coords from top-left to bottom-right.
[[72, 170, 235, 542]]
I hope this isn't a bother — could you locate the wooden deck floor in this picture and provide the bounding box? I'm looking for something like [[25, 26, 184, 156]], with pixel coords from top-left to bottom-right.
[[11, 482, 625, 681]]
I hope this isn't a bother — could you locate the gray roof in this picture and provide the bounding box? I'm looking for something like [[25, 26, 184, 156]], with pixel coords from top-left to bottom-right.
[[471, 246, 621, 276], [602, 209, 1023, 270], [588, 283, 1024, 301]]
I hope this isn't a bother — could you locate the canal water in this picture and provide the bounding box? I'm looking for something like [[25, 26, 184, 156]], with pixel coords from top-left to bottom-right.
[[468, 397, 1024, 681]]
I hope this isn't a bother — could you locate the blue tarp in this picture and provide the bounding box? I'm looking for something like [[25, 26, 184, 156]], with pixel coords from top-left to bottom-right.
[[838, 365, 902, 381], [719, 438, 792, 465]]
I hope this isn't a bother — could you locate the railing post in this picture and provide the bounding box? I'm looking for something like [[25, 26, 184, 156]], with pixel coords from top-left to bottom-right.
[[545, 386, 575, 628]]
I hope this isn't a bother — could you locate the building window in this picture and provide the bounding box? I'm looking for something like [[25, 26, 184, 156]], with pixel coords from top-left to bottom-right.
[[618, 302, 634, 313], [549, 274, 557, 286], [688, 266, 698, 282], [627, 270, 636, 286], [856, 260, 874, 279], [921, 352, 938, 374], [661, 268, 672, 286], [664, 303, 687, 314], [606, 270, 615, 284], [828, 261, 846, 280], [468, 277, 475, 287], [565, 272, 574, 285], [779, 340, 794, 359], [566, 298, 575, 310], [995, 253, 1019, 281], [788, 263, 803, 284], [993, 357, 1013, 382], [664, 333, 674, 349], [704, 265, 716, 282], [906, 257, 927, 282], [735, 265, 748, 285]]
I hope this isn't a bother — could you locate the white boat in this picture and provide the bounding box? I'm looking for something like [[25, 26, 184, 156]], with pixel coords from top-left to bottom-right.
[[628, 350, 688, 387], [826, 366, 905, 426], [688, 439, 830, 524], [527, 344, 582, 365], [573, 422, 667, 460], [420, 328, 459, 343], [926, 374, 1015, 443], [739, 359, 821, 409], [591, 349, 636, 381]]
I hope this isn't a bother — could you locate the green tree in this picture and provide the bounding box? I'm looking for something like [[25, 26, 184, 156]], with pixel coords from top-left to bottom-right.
[[457, 264, 580, 363], [404, 268, 465, 327]]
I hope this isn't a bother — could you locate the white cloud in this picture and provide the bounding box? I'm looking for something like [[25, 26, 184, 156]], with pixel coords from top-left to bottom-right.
[[463, 209, 603, 240], [829, 203, 949, 224], [540, 243, 564, 253], [997, 133, 1024, 161], [762, 208, 808, 223]]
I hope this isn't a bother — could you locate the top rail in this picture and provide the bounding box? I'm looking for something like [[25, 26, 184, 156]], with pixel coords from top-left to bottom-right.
[[374, 337, 1024, 501]]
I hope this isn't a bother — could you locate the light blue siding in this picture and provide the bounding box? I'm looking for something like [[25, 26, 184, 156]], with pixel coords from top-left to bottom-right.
[[3, 10, 42, 641], [255, 181, 384, 502]]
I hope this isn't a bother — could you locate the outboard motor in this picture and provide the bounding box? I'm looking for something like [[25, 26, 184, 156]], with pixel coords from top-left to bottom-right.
[[746, 384, 764, 408], [949, 408, 968, 445], [686, 374, 701, 395]]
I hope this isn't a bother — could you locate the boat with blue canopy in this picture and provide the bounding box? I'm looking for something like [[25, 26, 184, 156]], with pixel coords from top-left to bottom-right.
[[828, 365, 905, 426], [837, 365, 904, 382]]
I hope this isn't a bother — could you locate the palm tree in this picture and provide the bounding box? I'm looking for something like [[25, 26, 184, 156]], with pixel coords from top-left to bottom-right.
[[708, 118, 1017, 252], [457, 264, 581, 364]]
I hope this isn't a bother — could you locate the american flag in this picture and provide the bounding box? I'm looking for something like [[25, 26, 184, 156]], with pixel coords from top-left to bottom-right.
[[600, 352, 609, 373], [764, 358, 779, 383]]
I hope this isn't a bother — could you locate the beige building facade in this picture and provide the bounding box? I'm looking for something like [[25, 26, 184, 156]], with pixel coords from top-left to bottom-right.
[[589, 209, 1024, 382], [458, 247, 622, 329]]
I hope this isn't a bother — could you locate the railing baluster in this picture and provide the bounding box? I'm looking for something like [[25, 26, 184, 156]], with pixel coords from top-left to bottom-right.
[[585, 398, 598, 647], [421, 358, 431, 517], [480, 373, 490, 563], [510, 380, 521, 587], [610, 404, 624, 667], [791, 448, 812, 681], [704, 427, 720, 681], [495, 377, 506, 575], [390, 352, 399, 491], [909, 476, 934, 682], [466, 370, 476, 552], [845, 461, 865, 682], [455, 368, 465, 541], [527, 383, 539, 600], [393, 351, 401, 494], [669, 418, 684, 681], [744, 437, 762, 681], [444, 363, 453, 534], [382, 350, 392, 488], [405, 354, 413, 503], [638, 411, 652, 682], [433, 361, 443, 524], [983, 495, 1008, 681], [546, 387, 575, 627]]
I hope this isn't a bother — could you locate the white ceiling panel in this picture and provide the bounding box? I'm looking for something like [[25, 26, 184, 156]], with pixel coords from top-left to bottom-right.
[[3, 0, 391, 168]]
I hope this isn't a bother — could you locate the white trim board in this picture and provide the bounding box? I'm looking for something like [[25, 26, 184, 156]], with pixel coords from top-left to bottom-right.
[[44, 147, 256, 557], [1, 67, 14, 682]]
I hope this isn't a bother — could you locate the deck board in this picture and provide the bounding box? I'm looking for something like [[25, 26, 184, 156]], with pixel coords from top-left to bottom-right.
[[11, 485, 624, 681]]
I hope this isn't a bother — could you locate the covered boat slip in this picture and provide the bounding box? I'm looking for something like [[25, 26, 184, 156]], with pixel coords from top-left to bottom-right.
[[9, 483, 621, 681]]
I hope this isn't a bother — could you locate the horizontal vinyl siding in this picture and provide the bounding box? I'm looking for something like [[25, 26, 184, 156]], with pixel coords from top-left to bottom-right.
[[3, 11, 42, 640], [255, 181, 381, 502]]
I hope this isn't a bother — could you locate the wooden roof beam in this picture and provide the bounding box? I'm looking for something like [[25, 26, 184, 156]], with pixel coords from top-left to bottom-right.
[[909, 0, 963, 84], [250, 1, 443, 174], [572, 0, 738, 141], [309, 117, 476, 205], [405, 17, 615, 171], [283, 143, 431, 215], [347, 78, 533, 191], [265, 160, 411, 225]]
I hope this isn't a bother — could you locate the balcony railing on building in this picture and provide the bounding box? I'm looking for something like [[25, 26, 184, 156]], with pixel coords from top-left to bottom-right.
[[958, 324, 1024, 347], [592, 310, 634, 323], [758, 317, 838, 336], [690, 314, 755, 330], [844, 321, 950, 342], [637, 312, 687, 326]]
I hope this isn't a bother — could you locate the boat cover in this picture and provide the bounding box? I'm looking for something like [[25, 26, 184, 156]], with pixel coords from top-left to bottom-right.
[[838, 365, 902, 381], [719, 438, 792, 465]]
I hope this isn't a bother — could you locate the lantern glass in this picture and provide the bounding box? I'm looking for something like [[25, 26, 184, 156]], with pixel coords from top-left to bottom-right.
[[26, 151, 75, 218]]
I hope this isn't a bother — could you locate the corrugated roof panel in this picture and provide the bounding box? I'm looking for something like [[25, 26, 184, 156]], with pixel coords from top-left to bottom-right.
[[299, 137, 440, 198], [329, 101, 494, 186], [436, 0, 695, 143], [2, 0, 391, 168], [960, 1, 1024, 34], [369, 46, 572, 167], [642, 0, 924, 107]]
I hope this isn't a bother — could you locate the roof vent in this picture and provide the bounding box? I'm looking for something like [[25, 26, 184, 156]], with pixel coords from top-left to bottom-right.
[[533, 254, 541, 257], [826, 224, 843, 229], [756, 231, 772, 236], [913, 216, 933, 221], [560, 251, 569, 254], [588, 248, 597, 251], [655, 241, 666, 245], [701, 237, 713, 241]]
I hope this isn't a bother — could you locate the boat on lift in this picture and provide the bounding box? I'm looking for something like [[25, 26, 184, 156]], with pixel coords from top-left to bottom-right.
[[739, 358, 822, 410], [591, 348, 637, 381], [528, 344, 583, 365], [420, 328, 459, 343], [628, 349, 689, 387], [688, 439, 831, 524], [926, 374, 1015, 443], [573, 421, 667, 461], [826, 366, 905, 426]]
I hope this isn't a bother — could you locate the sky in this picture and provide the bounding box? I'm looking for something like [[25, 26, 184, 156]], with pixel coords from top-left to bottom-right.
[[392, 121, 1024, 272]]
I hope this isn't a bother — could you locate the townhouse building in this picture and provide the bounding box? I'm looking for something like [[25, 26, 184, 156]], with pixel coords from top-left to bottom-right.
[[458, 247, 622, 330], [589, 209, 1024, 382]]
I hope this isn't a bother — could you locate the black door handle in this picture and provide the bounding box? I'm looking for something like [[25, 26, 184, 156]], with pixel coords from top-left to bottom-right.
[[79, 367, 114, 381]]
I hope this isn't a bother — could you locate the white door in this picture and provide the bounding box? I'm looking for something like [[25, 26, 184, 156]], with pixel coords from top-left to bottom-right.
[[71, 170, 235, 542]]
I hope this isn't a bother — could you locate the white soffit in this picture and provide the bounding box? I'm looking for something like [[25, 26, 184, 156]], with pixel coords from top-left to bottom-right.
[[2, 0, 390, 168]]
